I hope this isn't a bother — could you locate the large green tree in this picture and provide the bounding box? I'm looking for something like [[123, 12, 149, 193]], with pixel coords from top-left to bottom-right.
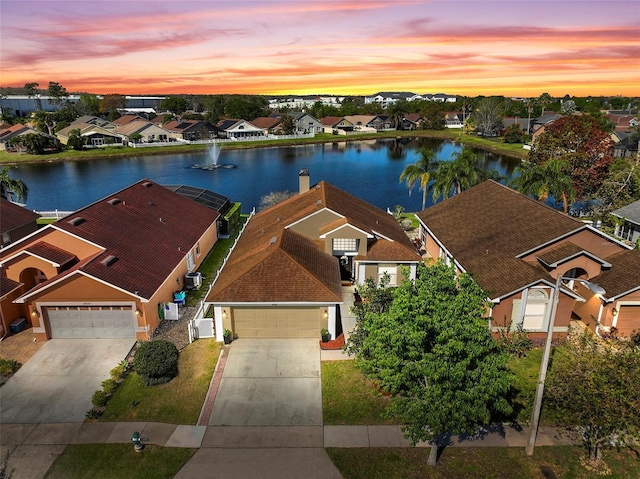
[[430, 147, 482, 202], [472, 97, 503, 137], [47, 82, 68, 110], [160, 96, 188, 115], [528, 115, 614, 199], [512, 159, 576, 213], [348, 262, 513, 466], [399, 147, 439, 210], [24, 82, 40, 111], [77, 93, 100, 116], [546, 330, 640, 470], [0, 166, 29, 202]]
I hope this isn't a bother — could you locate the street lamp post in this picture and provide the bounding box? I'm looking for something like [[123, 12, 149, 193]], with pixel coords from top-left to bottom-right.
[[525, 275, 605, 456]]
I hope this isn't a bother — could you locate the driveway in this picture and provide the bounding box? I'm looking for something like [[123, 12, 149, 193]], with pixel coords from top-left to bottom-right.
[[0, 339, 135, 423], [209, 338, 322, 426]]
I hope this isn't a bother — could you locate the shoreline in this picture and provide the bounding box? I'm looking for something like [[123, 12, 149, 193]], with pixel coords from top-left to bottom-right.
[[0, 130, 528, 166]]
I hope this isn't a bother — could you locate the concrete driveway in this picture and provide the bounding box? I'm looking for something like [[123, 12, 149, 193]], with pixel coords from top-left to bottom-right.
[[0, 339, 135, 423], [209, 339, 322, 426]]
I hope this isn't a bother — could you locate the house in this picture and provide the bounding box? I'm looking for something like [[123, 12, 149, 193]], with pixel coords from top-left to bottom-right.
[[364, 92, 420, 108], [502, 117, 532, 134], [115, 121, 173, 144], [532, 113, 563, 133], [205, 170, 421, 341], [216, 119, 266, 139], [111, 114, 147, 126], [342, 115, 383, 133], [289, 112, 324, 134], [163, 119, 217, 141], [0, 198, 40, 247], [250, 117, 283, 134], [429, 93, 457, 103], [611, 130, 639, 158], [612, 199, 640, 245], [56, 119, 123, 147], [416, 180, 640, 339], [443, 112, 464, 128], [401, 113, 424, 130], [0, 123, 44, 151], [320, 116, 355, 133], [0, 180, 220, 342]]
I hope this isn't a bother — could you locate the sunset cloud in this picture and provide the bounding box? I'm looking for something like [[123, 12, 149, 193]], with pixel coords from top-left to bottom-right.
[[0, 0, 638, 96]]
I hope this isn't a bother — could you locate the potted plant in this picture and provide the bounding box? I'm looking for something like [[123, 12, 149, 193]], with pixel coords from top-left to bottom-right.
[[223, 329, 232, 344], [321, 328, 331, 343]]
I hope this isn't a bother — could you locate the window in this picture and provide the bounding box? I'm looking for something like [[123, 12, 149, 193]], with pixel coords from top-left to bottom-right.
[[332, 238, 358, 253], [2, 231, 10, 246], [512, 289, 549, 331], [187, 250, 195, 272], [195, 242, 201, 258]]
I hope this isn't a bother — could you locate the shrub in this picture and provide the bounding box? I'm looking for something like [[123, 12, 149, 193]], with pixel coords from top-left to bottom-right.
[[101, 378, 118, 395], [92, 389, 109, 407], [495, 316, 532, 357], [0, 359, 21, 375], [109, 363, 126, 381], [133, 340, 179, 386], [86, 408, 102, 420]]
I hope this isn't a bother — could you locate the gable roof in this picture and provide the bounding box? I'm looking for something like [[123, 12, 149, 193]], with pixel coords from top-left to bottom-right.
[[0, 198, 40, 234], [112, 115, 146, 125], [590, 249, 640, 300], [17, 180, 219, 301], [611, 199, 640, 226], [250, 117, 281, 129], [207, 181, 419, 304], [417, 180, 585, 298]]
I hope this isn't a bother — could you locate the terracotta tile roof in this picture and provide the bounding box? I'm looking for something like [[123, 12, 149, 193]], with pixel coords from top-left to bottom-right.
[[0, 198, 40, 234], [207, 181, 418, 303], [0, 276, 21, 298], [51, 179, 219, 299], [25, 242, 77, 267], [417, 180, 584, 298], [591, 249, 640, 299]]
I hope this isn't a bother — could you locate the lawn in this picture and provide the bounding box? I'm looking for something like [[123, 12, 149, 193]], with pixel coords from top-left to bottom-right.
[[326, 446, 640, 479], [100, 338, 221, 424], [322, 360, 400, 425], [44, 444, 196, 479]]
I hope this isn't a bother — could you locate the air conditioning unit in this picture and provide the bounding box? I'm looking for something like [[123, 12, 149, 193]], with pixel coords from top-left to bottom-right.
[[184, 272, 202, 290]]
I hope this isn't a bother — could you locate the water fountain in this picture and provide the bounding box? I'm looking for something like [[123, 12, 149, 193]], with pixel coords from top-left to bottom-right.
[[191, 142, 236, 170]]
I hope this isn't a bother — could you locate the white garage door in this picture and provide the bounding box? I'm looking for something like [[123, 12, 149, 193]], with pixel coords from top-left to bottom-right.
[[46, 306, 136, 339], [233, 307, 320, 339], [617, 305, 640, 337]]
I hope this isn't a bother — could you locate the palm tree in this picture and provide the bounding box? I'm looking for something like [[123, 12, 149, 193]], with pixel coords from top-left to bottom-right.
[[431, 147, 482, 202], [399, 148, 439, 210], [0, 166, 29, 202], [511, 159, 575, 213]]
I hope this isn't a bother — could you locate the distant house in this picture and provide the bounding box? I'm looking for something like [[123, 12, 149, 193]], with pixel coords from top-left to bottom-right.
[[417, 180, 640, 339], [112, 115, 147, 126], [289, 112, 323, 134], [364, 92, 420, 108], [163, 119, 217, 141], [0, 180, 220, 342], [612, 199, 640, 245], [401, 113, 424, 130], [320, 116, 355, 133], [606, 113, 638, 131], [0, 123, 47, 151], [251, 117, 283, 134], [429, 93, 457, 103], [56, 120, 123, 147], [443, 112, 464, 128], [611, 130, 639, 158], [115, 121, 173, 144], [502, 117, 533, 134], [216, 119, 266, 139]]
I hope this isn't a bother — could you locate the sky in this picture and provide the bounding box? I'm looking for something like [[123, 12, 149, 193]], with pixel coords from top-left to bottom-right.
[[1, 0, 639, 97]]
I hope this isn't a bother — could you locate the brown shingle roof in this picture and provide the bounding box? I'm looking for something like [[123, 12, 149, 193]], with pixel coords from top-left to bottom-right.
[[417, 180, 584, 298], [0, 198, 40, 234], [51, 179, 219, 299], [591, 249, 640, 299], [536, 242, 585, 266], [207, 181, 419, 303], [250, 117, 281, 129], [0, 276, 21, 298]]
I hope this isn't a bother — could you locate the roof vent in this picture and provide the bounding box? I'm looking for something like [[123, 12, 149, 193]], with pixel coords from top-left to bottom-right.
[[316, 199, 322, 206], [142, 181, 153, 188], [68, 217, 86, 226], [108, 198, 121, 205], [269, 236, 277, 245], [100, 255, 118, 266]]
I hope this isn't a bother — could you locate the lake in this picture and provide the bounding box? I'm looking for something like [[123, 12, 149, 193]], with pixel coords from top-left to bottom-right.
[[11, 138, 521, 214]]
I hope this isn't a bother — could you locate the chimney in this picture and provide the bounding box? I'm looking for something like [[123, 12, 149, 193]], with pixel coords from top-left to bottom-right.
[[299, 168, 310, 194]]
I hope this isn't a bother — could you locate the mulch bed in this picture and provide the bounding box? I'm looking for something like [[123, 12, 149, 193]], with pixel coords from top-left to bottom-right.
[[320, 333, 345, 350]]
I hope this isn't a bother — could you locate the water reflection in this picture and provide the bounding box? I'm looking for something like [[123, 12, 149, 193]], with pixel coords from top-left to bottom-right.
[[13, 138, 520, 213]]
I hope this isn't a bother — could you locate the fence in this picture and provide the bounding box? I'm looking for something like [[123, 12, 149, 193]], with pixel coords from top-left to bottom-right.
[[188, 209, 256, 344], [35, 210, 73, 219]]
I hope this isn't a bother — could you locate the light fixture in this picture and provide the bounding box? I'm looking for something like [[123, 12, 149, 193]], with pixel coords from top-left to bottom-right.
[[323, 309, 328, 319], [612, 308, 618, 317], [222, 310, 228, 319], [31, 309, 39, 318], [135, 309, 142, 316]]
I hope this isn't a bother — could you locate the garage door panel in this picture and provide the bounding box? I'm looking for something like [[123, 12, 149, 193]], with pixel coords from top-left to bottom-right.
[[233, 307, 321, 339], [617, 305, 640, 337], [46, 306, 136, 339]]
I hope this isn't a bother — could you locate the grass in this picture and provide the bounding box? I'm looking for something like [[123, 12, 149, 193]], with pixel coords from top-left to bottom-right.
[[100, 338, 221, 424], [44, 444, 196, 479], [322, 361, 400, 425], [326, 446, 640, 479]]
